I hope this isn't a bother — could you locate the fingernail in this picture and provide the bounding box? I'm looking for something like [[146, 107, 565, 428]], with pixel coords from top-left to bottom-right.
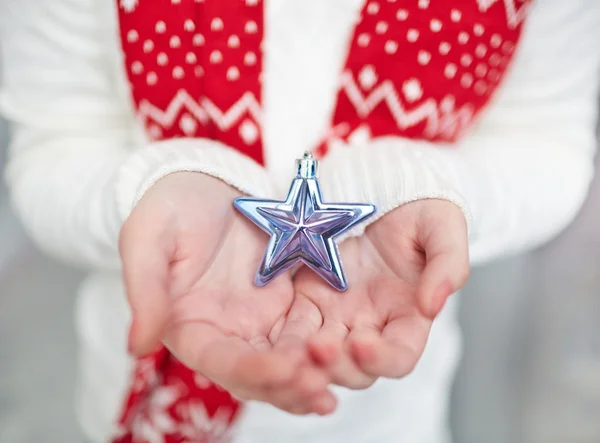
[[314, 392, 337, 416], [431, 281, 453, 317]]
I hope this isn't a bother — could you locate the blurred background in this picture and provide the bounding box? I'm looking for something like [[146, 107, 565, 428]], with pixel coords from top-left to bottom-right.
[[1, 114, 600, 442]]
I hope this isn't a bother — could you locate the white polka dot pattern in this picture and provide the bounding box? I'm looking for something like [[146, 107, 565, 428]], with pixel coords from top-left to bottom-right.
[[157, 52, 168, 66], [143, 39, 154, 53], [146, 72, 157, 85], [327, 0, 531, 146], [228, 35, 240, 48], [169, 35, 181, 48], [244, 20, 258, 34], [184, 19, 195, 32], [402, 78, 423, 102], [444, 63, 457, 78], [127, 29, 139, 42], [418, 50, 431, 65], [407, 29, 419, 42], [244, 51, 257, 65], [358, 33, 371, 47], [119, 0, 530, 159], [211, 17, 224, 31], [118, 0, 265, 157], [226, 66, 240, 81], [376, 21, 389, 34], [192, 33, 205, 46], [367, 2, 380, 15], [185, 52, 197, 64], [209, 50, 223, 64], [155, 20, 166, 34], [461, 53, 473, 67], [396, 9, 408, 20], [439, 41, 451, 55], [131, 60, 143, 74], [430, 19, 442, 32], [385, 40, 398, 54]]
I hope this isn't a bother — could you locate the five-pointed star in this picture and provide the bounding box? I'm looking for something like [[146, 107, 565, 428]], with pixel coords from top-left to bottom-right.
[[234, 178, 375, 291]]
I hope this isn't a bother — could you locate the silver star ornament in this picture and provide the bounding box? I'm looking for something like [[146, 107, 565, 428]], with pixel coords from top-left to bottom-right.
[[233, 152, 376, 291]]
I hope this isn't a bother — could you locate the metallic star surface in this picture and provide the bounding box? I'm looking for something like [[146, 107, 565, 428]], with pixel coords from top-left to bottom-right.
[[234, 175, 375, 291]]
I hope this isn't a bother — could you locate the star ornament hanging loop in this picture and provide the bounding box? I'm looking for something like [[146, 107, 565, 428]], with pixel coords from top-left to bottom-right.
[[233, 152, 376, 291]]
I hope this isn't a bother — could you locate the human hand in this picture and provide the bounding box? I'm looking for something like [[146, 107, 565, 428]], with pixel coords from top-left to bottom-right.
[[119, 172, 335, 415], [276, 199, 469, 389]]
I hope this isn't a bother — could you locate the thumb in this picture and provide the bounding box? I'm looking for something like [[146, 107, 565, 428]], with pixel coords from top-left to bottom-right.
[[416, 203, 470, 319], [120, 216, 173, 357]]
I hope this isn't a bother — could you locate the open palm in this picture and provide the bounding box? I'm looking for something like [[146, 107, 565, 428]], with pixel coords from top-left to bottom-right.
[[120, 172, 334, 414], [276, 199, 470, 388]]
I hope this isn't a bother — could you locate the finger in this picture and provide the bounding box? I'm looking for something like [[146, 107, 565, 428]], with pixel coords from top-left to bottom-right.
[[291, 366, 330, 402], [308, 323, 376, 390], [416, 208, 470, 318], [273, 294, 323, 350], [260, 390, 337, 416], [312, 391, 338, 416], [257, 366, 335, 416], [308, 323, 346, 367], [309, 339, 339, 367], [120, 217, 174, 356], [349, 316, 431, 378], [270, 295, 336, 414], [277, 390, 337, 416], [167, 322, 303, 392]]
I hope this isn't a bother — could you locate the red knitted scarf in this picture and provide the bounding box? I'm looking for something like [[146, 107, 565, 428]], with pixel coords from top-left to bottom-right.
[[114, 1, 530, 441]]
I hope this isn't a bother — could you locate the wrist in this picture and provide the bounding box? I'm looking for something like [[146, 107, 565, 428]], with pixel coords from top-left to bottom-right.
[[317, 138, 472, 240], [369, 198, 466, 236], [154, 171, 243, 199], [115, 138, 276, 222]]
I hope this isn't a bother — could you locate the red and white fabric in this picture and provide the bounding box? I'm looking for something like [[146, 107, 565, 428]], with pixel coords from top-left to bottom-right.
[[113, 1, 531, 441]]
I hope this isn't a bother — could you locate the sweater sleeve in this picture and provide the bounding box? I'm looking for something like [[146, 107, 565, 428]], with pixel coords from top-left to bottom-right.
[[318, 0, 600, 266], [0, 0, 274, 271]]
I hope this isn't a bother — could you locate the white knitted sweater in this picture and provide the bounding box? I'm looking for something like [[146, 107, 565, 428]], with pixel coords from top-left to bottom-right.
[[1, 0, 599, 442]]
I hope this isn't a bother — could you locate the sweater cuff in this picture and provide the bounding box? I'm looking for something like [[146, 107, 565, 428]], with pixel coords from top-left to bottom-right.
[[317, 138, 472, 239], [115, 138, 275, 220]]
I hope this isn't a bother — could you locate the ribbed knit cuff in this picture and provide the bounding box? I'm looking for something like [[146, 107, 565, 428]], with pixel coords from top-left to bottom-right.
[[317, 138, 472, 239], [115, 138, 275, 221]]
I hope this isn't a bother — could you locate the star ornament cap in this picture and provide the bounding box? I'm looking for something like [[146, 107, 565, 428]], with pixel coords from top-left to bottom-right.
[[233, 152, 376, 291]]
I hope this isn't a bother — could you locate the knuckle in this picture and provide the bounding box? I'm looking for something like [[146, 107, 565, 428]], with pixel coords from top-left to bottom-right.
[[400, 359, 418, 377], [392, 353, 419, 378], [272, 396, 312, 416], [297, 378, 323, 398], [283, 405, 311, 416]]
